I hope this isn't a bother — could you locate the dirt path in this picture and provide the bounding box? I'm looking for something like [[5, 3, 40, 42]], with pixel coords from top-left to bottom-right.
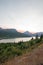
[[1, 43, 43, 65]]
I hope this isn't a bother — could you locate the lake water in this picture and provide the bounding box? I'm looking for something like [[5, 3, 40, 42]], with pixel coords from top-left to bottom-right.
[[0, 37, 32, 43]]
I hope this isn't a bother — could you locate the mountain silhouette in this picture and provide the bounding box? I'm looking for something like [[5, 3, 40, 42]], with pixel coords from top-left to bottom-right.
[[0, 28, 30, 39], [0, 28, 43, 39], [23, 31, 32, 36]]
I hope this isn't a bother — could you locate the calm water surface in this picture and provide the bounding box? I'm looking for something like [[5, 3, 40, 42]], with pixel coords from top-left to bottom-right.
[[0, 37, 32, 43]]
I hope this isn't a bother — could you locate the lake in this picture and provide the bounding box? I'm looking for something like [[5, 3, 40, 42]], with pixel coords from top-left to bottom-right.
[[0, 37, 32, 43]]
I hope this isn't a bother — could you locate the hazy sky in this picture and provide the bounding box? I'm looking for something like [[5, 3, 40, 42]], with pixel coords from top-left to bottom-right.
[[0, 0, 43, 32]]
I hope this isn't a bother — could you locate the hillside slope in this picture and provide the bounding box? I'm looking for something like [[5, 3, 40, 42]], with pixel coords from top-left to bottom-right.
[[2, 43, 43, 65]]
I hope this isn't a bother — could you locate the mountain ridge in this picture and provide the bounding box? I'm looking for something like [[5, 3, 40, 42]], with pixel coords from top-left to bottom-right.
[[0, 28, 43, 38], [23, 31, 43, 37], [0, 28, 30, 39]]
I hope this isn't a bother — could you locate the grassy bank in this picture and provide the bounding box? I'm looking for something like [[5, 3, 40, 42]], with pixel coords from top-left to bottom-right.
[[0, 36, 43, 64]]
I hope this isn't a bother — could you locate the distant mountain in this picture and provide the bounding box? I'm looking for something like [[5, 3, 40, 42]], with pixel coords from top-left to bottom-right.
[[0, 27, 2, 29], [0, 28, 43, 39], [24, 31, 43, 37], [23, 31, 33, 37], [0, 28, 29, 39], [33, 32, 43, 36]]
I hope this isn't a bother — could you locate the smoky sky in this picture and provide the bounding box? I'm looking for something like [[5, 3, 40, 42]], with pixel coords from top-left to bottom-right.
[[0, 0, 43, 32]]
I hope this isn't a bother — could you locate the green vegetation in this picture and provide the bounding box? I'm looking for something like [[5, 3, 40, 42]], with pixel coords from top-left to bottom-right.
[[0, 35, 43, 64]]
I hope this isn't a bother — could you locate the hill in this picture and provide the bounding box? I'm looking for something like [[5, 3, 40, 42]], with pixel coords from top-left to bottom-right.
[[0, 28, 30, 39], [33, 32, 43, 36], [23, 31, 32, 36], [0, 36, 43, 65], [0, 28, 43, 39], [24, 31, 43, 37]]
